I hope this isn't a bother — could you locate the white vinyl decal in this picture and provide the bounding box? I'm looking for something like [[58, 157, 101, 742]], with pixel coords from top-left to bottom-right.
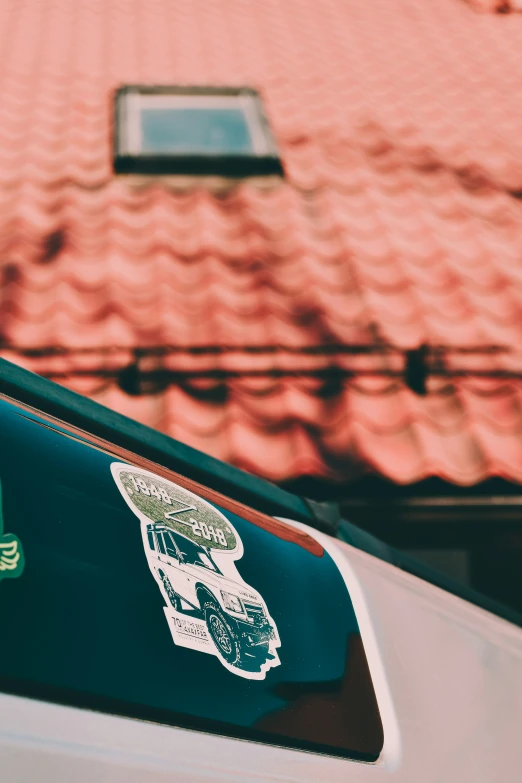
[[111, 463, 281, 680]]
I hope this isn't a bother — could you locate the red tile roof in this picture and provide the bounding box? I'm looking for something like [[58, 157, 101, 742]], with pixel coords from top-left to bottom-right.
[[2, 0, 522, 486], [467, 0, 522, 12]]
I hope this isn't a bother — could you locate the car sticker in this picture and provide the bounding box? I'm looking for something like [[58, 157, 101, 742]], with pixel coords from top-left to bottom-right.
[[111, 462, 281, 680], [0, 476, 24, 582]]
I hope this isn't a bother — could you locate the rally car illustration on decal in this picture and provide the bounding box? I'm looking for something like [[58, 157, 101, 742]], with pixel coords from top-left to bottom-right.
[[111, 463, 281, 680]]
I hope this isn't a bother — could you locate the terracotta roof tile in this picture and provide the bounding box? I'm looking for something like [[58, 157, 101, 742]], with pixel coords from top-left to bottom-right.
[[3, 0, 522, 485]]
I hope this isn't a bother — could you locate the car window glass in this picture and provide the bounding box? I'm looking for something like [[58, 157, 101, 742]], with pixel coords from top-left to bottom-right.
[[147, 530, 155, 551], [0, 396, 384, 762]]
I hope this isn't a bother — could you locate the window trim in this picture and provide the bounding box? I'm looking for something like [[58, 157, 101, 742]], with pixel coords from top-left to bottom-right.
[[113, 85, 284, 178]]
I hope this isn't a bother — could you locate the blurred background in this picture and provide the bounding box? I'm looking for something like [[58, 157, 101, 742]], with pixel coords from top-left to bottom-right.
[[1, 0, 522, 613]]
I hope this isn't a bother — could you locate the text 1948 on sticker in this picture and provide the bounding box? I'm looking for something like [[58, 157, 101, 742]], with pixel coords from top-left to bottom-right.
[[111, 463, 281, 681]]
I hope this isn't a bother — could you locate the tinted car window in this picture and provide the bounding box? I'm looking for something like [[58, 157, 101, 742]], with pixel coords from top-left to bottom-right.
[[0, 396, 383, 761]]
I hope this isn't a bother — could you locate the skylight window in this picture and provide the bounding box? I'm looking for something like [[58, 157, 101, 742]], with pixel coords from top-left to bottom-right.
[[114, 86, 283, 178]]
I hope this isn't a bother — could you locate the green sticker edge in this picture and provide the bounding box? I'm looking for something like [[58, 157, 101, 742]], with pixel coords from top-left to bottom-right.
[[0, 477, 25, 582]]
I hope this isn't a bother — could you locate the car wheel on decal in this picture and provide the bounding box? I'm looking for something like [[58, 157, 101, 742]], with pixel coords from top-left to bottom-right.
[[161, 574, 182, 611], [204, 601, 241, 666]]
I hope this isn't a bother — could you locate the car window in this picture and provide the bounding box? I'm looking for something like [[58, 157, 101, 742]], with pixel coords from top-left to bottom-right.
[[147, 530, 156, 551], [0, 396, 384, 762]]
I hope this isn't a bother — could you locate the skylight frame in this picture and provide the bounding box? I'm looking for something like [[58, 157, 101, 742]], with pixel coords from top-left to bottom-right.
[[114, 85, 283, 178]]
